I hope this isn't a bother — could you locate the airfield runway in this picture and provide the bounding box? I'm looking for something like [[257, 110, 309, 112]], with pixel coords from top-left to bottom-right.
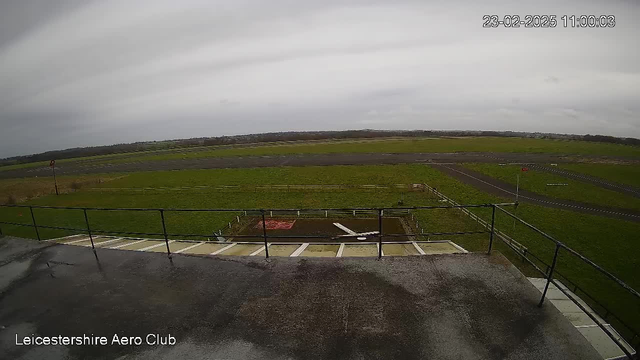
[[2, 151, 638, 179]]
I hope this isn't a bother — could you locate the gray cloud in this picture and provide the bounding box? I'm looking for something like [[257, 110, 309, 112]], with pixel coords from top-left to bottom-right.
[[0, 0, 639, 157]]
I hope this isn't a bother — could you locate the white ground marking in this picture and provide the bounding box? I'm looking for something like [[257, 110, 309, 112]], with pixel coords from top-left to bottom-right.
[[88, 238, 123, 247], [336, 243, 345, 257], [45, 234, 84, 242], [138, 240, 174, 252], [63, 237, 96, 245], [210, 243, 236, 255], [290, 243, 310, 257], [175, 242, 205, 254], [250, 244, 271, 256], [412, 242, 426, 255], [448, 241, 469, 253], [333, 223, 356, 235], [109, 239, 146, 249]]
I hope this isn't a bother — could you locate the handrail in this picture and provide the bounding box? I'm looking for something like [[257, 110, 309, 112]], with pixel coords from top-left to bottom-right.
[[495, 205, 640, 300]]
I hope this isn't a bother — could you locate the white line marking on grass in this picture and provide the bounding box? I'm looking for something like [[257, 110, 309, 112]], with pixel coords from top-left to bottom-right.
[[63, 236, 94, 245], [110, 239, 145, 249], [211, 243, 236, 255], [337, 243, 345, 257], [448, 241, 469, 253], [88, 238, 123, 247], [290, 243, 309, 257], [45, 234, 84, 242], [412, 242, 426, 255], [250, 244, 271, 256], [333, 223, 356, 235], [139, 240, 174, 252], [175, 242, 205, 254]]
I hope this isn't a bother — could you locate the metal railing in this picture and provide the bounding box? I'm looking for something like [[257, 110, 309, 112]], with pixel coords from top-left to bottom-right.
[[0, 203, 506, 259], [0, 201, 637, 358], [495, 205, 638, 359]]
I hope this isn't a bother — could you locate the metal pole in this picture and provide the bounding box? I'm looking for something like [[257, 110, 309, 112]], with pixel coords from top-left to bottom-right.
[[539, 244, 560, 307], [160, 210, 172, 259], [83, 209, 96, 252], [29, 206, 41, 241], [378, 208, 383, 259], [261, 210, 269, 258], [52, 164, 59, 195], [487, 205, 496, 254]]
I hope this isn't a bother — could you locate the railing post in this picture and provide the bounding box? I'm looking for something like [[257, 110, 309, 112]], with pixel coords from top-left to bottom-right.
[[159, 210, 171, 259], [487, 205, 496, 254], [83, 209, 96, 252], [539, 244, 561, 307], [261, 210, 269, 258], [378, 208, 383, 259], [29, 206, 41, 241]]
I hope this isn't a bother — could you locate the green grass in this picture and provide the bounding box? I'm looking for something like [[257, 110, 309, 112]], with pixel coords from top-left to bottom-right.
[[0, 164, 638, 341], [463, 163, 640, 211], [3, 136, 639, 172], [559, 163, 640, 188]]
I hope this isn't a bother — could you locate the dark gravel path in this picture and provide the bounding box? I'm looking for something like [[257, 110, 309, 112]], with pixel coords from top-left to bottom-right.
[[429, 164, 640, 223], [527, 164, 640, 199]]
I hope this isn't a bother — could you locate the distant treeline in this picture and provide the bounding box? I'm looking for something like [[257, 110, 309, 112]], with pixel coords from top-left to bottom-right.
[[2, 130, 639, 166]]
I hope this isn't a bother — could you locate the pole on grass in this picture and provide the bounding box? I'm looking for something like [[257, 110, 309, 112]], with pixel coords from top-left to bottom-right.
[[29, 206, 41, 241], [83, 209, 96, 252], [487, 205, 496, 254], [160, 210, 172, 259], [50, 160, 59, 196], [539, 244, 560, 307], [378, 208, 383, 259], [261, 210, 269, 258]]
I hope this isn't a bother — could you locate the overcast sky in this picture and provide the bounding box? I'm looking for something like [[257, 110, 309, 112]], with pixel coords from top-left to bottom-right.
[[0, 0, 638, 157]]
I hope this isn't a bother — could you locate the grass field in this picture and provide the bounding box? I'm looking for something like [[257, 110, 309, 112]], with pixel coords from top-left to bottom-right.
[[3, 136, 640, 172], [559, 163, 640, 188], [0, 164, 639, 341], [463, 163, 640, 211]]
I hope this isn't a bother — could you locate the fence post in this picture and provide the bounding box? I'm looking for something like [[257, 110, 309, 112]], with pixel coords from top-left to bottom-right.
[[159, 210, 171, 259], [83, 209, 96, 252], [378, 209, 383, 259], [487, 205, 496, 254], [29, 206, 41, 241], [261, 210, 269, 258], [538, 244, 561, 307]]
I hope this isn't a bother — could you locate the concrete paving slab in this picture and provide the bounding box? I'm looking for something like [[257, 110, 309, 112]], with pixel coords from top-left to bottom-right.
[[267, 244, 300, 257], [577, 326, 628, 360], [218, 244, 263, 256], [549, 298, 584, 314], [181, 242, 228, 255], [106, 239, 145, 249], [300, 244, 340, 257], [339, 244, 377, 257], [382, 243, 419, 256], [96, 239, 130, 248], [417, 242, 462, 254], [564, 312, 597, 327], [0, 238, 602, 360], [119, 240, 160, 251], [168, 241, 202, 253]]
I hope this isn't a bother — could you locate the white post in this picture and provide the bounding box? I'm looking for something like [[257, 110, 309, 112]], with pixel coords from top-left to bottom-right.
[[237, 216, 240, 223]]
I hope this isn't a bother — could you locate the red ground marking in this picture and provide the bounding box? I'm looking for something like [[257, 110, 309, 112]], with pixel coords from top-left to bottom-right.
[[255, 219, 296, 230]]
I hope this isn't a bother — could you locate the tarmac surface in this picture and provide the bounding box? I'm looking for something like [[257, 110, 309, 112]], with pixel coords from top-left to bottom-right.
[[0, 236, 601, 360], [431, 164, 640, 222], [2, 151, 637, 179]]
